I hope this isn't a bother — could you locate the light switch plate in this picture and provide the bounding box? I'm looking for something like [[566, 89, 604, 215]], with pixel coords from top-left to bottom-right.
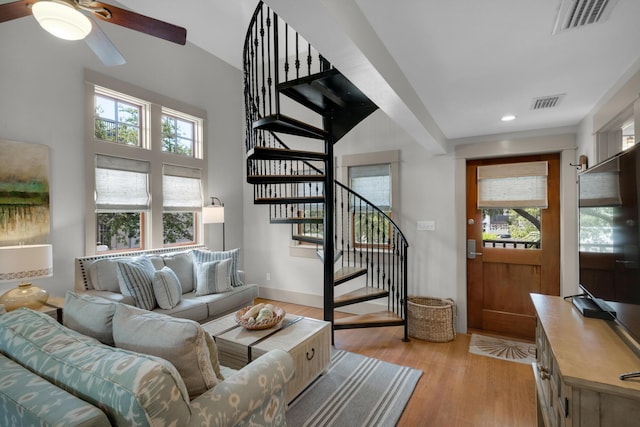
[[417, 220, 435, 231]]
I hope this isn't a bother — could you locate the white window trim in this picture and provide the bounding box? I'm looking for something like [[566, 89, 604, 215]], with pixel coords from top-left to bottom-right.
[[84, 69, 207, 255]]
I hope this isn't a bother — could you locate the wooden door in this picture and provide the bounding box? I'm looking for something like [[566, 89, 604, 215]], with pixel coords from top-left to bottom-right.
[[466, 153, 560, 340]]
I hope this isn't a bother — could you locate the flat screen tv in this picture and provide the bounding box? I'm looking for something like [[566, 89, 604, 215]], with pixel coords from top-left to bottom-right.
[[578, 143, 640, 365]]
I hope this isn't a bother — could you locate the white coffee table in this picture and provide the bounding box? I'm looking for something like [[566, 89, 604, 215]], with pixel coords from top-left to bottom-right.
[[202, 312, 331, 403]]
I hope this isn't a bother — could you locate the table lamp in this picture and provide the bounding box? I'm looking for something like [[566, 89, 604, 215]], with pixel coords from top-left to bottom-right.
[[0, 244, 53, 311]]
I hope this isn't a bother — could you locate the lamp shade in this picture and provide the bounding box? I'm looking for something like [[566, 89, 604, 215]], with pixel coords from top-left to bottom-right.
[[202, 206, 225, 224], [0, 244, 53, 282], [32, 1, 92, 41]]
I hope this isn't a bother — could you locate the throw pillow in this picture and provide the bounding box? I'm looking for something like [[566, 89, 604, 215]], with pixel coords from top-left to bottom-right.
[[153, 267, 183, 309], [112, 304, 219, 399], [195, 258, 233, 296], [63, 291, 118, 345], [192, 248, 244, 287], [159, 252, 194, 293], [116, 256, 156, 310]]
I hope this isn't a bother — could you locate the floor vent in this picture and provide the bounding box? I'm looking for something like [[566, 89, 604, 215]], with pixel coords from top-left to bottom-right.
[[552, 0, 618, 34], [531, 94, 565, 110]]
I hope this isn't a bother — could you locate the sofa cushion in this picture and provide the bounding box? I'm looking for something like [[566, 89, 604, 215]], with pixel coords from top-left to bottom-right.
[[113, 304, 220, 399], [88, 258, 132, 292], [0, 308, 191, 426], [153, 297, 209, 321], [0, 353, 111, 427], [152, 267, 182, 309], [63, 291, 117, 345], [195, 258, 233, 296], [192, 248, 244, 287], [116, 256, 157, 310]]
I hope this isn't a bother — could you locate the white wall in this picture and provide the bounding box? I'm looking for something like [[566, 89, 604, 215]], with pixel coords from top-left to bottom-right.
[[0, 18, 243, 297]]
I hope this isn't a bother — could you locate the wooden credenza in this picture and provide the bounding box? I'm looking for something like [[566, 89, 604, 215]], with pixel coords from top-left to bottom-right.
[[531, 294, 640, 427]]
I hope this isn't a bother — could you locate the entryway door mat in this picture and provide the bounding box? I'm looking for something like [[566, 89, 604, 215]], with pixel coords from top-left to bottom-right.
[[286, 348, 422, 427], [468, 334, 536, 365]]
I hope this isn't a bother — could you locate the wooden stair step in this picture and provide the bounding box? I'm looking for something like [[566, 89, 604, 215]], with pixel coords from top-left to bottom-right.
[[247, 174, 325, 184], [247, 146, 327, 162], [333, 267, 367, 286], [333, 311, 405, 329], [253, 114, 327, 139], [334, 286, 387, 307]]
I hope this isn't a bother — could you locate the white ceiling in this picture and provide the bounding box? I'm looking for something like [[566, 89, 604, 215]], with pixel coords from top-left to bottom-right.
[[74, 1, 640, 151]]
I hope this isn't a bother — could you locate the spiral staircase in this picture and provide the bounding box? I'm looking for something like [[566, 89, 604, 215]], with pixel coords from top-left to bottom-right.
[[243, 2, 409, 341]]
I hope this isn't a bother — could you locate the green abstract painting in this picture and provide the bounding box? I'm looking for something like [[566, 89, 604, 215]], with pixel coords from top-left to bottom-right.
[[0, 139, 51, 246]]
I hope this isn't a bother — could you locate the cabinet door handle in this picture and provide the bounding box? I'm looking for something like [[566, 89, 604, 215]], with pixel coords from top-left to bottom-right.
[[538, 365, 551, 380], [306, 347, 315, 361]]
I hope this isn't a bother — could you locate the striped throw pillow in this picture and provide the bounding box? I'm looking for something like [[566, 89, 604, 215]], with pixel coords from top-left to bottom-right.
[[116, 256, 156, 310], [195, 258, 233, 296], [153, 267, 183, 309]]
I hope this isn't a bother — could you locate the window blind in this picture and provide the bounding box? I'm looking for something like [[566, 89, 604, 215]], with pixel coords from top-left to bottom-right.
[[579, 158, 621, 207], [163, 164, 203, 211], [477, 161, 548, 208], [349, 164, 391, 210], [95, 155, 150, 211]]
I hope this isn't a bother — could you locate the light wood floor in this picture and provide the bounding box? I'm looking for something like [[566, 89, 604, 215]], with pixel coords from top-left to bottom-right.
[[257, 298, 537, 427]]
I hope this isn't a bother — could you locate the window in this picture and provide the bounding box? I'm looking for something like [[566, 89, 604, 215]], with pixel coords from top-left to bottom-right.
[[342, 150, 399, 249], [85, 71, 206, 254], [162, 110, 197, 156], [349, 164, 392, 247], [477, 161, 548, 250], [94, 92, 143, 146]]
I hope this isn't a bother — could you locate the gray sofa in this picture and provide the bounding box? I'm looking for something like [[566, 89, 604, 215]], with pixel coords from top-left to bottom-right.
[[0, 303, 294, 427], [74, 244, 258, 323]]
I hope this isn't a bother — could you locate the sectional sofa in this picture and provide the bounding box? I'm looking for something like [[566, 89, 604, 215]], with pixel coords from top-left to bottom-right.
[[0, 294, 294, 426], [74, 244, 258, 323]]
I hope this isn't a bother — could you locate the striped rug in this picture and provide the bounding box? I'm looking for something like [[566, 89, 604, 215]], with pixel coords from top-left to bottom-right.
[[286, 349, 422, 427]]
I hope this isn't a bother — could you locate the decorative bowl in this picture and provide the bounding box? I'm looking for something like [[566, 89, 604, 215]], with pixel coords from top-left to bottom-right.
[[235, 305, 286, 330]]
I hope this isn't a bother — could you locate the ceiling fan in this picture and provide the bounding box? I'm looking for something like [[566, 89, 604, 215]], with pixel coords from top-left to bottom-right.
[[0, 0, 187, 66]]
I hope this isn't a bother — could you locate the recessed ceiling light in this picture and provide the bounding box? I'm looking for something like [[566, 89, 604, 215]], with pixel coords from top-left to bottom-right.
[[501, 114, 516, 122]]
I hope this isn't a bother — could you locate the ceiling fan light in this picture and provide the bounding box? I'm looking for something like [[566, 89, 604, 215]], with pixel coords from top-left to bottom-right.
[[32, 1, 92, 41]]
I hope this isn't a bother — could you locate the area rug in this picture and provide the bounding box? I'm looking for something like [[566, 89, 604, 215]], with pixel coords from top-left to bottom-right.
[[468, 334, 536, 365], [286, 349, 422, 427]]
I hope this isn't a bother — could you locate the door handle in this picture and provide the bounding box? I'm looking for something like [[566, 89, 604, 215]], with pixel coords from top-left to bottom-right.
[[467, 239, 483, 259]]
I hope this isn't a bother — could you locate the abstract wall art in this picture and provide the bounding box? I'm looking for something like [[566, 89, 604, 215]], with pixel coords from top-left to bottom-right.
[[0, 139, 51, 246]]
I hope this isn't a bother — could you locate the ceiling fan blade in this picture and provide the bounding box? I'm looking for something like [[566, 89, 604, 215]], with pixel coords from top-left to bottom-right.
[[84, 18, 125, 66], [0, 0, 33, 24], [88, 2, 187, 46]]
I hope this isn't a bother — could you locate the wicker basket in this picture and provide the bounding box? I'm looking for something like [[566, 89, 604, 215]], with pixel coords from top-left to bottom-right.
[[407, 296, 456, 342]]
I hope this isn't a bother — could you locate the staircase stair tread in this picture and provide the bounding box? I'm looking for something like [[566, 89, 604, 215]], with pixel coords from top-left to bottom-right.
[[270, 216, 323, 224], [333, 311, 404, 328], [253, 114, 327, 139], [333, 267, 368, 286], [247, 174, 325, 184], [278, 69, 373, 114], [247, 146, 327, 162], [291, 235, 323, 245], [254, 196, 325, 205], [334, 286, 388, 307]]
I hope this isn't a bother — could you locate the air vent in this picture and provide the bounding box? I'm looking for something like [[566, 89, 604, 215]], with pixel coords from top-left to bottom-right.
[[531, 94, 565, 110], [552, 0, 618, 34]]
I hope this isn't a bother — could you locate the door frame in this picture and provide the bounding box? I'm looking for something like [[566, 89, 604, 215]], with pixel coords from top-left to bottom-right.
[[454, 135, 578, 334]]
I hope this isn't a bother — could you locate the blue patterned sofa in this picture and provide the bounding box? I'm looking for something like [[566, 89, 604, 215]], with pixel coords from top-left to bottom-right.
[[0, 305, 294, 426], [74, 245, 259, 323]]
